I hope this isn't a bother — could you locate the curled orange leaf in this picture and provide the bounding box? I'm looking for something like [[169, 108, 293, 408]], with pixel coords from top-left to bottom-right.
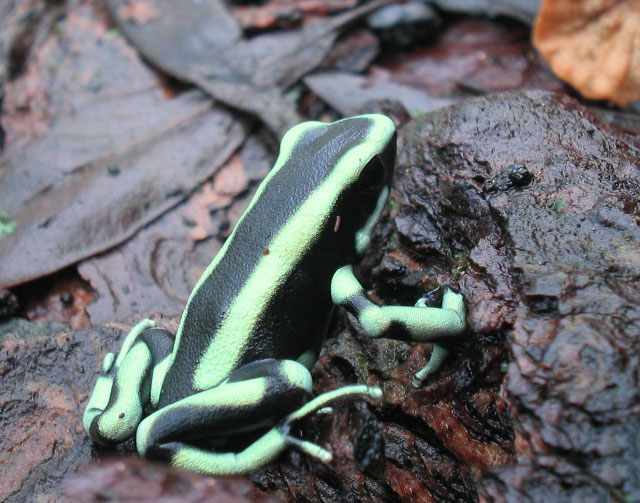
[[533, 0, 640, 105]]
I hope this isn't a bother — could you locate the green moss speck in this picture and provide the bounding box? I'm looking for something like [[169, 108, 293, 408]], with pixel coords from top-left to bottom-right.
[[611, 489, 635, 503], [552, 199, 566, 214], [106, 28, 122, 40], [53, 20, 64, 35], [451, 252, 469, 275], [389, 231, 400, 248], [0, 211, 17, 239]]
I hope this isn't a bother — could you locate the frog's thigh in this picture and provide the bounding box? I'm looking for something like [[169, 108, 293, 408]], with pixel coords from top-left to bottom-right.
[[136, 359, 312, 460], [84, 321, 173, 445], [331, 265, 466, 340], [154, 429, 290, 476]]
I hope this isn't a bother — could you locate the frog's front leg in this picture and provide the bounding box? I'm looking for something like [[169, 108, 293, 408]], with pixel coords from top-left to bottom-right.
[[331, 265, 466, 387], [135, 359, 381, 475], [83, 320, 174, 444]]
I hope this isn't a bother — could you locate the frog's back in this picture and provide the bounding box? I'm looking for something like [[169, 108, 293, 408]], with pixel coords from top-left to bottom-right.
[[158, 116, 394, 407]]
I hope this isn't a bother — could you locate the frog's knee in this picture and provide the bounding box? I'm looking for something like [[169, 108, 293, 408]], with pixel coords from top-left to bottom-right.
[[358, 305, 389, 338]]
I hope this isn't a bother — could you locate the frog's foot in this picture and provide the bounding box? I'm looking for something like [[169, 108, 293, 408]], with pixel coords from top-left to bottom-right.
[[332, 266, 466, 387], [414, 284, 446, 309], [332, 266, 466, 342], [411, 288, 461, 387], [83, 320, 173, 445], [278, 384, 383, 463], [282, 384, 382, 425]]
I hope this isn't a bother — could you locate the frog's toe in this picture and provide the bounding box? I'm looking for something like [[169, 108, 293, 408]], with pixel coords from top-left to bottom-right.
[[414, 285, 447, 308], [412, 344, 449, 388], [368, 386, 383, 402], [281, 433, 333, 463]]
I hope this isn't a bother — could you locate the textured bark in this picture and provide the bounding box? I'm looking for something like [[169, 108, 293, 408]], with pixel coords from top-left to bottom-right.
[[397, 90, 639, 503]]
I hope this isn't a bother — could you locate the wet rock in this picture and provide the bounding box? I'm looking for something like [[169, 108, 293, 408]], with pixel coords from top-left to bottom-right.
[[378, 18, 566, 98], [0, 318, 119, 503], [0, 289, 18, 319], [0, 318, 281, 503], [483, 164, 532, 193], [396, 90, 639, 502], [429, 0, 539, 25], [66, 458, 280, 503], [366, 2, 441, 48], [256, 226, 511, 502]]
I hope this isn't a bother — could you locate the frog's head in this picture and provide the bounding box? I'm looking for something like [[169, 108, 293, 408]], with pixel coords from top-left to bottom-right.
[[275, 114, 397, 257]]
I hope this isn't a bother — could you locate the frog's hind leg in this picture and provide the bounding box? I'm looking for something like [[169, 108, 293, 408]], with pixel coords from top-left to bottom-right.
[[135, 359, 381, 475], [83, 320, 173, 445], [167, 385, 381, 475]]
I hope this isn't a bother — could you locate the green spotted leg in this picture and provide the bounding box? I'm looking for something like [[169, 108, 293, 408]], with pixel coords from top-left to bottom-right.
[[331, 265, 466, 386], [135, 359, 382, 475], [83, 319, 174, 445]]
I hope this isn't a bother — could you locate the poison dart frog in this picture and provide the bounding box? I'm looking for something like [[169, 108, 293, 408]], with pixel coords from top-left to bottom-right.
[[83, 114, 466, 475]]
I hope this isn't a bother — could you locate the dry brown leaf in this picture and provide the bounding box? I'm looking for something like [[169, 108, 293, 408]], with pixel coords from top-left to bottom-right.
[[533, 0, 640, 105], [118, 0, 160, 24]]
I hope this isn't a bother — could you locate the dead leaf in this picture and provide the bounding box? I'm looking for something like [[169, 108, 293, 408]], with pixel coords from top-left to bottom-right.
[[233, 0, 358, 31], [320, 27, 379, 73], [77, 134, 272, 324], [118, 0, 160, 24], [0, 5, 247, 289], [378, 18, 565, 97], [106, 0, 390, 137], [304, 70, 453, 116], [533, 0, 640, 106], [77, 211, 224, 324], [15, 268, 93, 328]]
